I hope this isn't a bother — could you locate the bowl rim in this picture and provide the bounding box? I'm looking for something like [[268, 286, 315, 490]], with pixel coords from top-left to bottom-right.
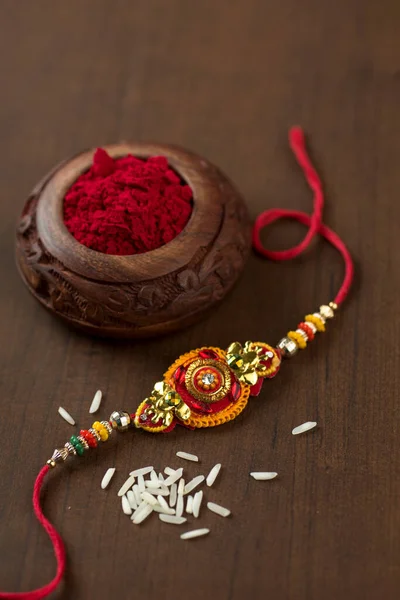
[[36, 142, 223, 283]]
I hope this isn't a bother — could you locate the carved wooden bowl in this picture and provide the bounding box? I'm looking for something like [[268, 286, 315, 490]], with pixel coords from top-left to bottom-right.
[[16, 143, 251, 338]]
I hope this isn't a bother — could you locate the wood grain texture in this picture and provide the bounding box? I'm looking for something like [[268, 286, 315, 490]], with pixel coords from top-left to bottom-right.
[[0, 0, 399, 598], [16, 142, 250, 337]]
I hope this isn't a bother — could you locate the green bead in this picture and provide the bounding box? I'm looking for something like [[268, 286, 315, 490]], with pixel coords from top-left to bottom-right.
[[70, 436, 84, 456], [74, 443, 85, 456]]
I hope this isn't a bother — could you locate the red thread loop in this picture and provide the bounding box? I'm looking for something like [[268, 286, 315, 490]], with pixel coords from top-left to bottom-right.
[[0, 466, 66, 600], [252, 127, 354, 306]]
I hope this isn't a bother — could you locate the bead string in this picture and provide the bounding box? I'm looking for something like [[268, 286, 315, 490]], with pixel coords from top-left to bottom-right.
[[0, 128, 354, 599]]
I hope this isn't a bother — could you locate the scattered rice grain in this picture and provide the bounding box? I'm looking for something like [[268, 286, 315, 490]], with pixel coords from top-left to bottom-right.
[[89, 390, 102, 414], [250, 472, 278, 480], [186, 495, 194, 514], [133, 484, 142, 506], [132, 503, 153, 525], [206, 463, 222, 487], [169, 483, 177, 507], [207, 501, 231, 518], [100, 467, 115, 490], [176, 494, 184, 518], [141, 491, 159, 506], [58, 406, 75, 426], [184, 475, 204, 495], [164, 468, 183, 487], [129, 466, 154, 477], [127, 490, 137, 510], [178, 479, 185, 495], [180, 528, 210, 540], [176, 451, 198, 462], [121, 495, 132, 515], [157, 495, 170, 512], [137, 474, 145, 493], [159, 514, 186, 525], [292, 421, 317, 435], [192, 490, 203, 518], [117, 474, 136, 497]]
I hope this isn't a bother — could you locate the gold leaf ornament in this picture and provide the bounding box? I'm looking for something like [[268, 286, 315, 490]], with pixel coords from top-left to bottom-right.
[[226, 341, 269, 385], [145, 381, 191, 427]]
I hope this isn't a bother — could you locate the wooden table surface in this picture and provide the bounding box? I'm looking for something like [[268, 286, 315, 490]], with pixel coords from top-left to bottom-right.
[[1, 1, 399, 599]]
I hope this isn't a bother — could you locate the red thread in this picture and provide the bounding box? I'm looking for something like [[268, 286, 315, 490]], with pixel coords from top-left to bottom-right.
[[64, 149, 193, 255], [0, 466, 66, 599], [252, 127, 354, 306]]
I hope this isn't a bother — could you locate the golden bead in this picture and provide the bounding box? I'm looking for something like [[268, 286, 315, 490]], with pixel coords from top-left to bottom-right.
[[46, 459, 56, 468], [329, 301, 338, 311], [320, 304, 335, 319], [277, 336, 298, 358]]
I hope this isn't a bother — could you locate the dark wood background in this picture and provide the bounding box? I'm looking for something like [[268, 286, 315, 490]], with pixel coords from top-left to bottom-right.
[[1, 1, 399, 599]]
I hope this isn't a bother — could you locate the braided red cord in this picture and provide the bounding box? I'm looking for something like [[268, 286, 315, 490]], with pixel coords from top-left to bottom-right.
[[252, 127, 354, 306], [0, 466, 66, 599]]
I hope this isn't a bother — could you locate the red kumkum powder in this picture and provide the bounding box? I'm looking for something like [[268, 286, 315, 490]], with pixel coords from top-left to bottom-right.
[[63, 148, 193, 255]]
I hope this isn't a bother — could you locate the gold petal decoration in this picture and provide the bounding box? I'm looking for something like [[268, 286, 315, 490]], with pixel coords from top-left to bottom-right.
[[226, 340, 271, 385], [144, 381, 191, 427]]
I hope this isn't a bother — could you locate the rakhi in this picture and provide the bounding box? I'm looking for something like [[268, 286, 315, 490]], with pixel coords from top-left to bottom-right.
[[0, 128, 354, 600]]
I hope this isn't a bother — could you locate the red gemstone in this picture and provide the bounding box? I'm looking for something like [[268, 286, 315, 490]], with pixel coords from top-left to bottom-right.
[[174, 365, 186, 383], [198, 349, 219, 360], [231, 380, 241, 400]]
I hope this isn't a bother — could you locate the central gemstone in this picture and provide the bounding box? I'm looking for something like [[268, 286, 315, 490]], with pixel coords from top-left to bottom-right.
[[202, 373, 215, 385]]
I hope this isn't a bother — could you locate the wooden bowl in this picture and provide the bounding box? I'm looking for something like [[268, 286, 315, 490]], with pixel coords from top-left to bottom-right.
[[15, 143, 251, 338]]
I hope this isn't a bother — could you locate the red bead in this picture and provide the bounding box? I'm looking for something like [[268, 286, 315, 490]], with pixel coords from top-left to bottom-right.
[[80, 429, 97, 448], [298, 322, 314, 341]]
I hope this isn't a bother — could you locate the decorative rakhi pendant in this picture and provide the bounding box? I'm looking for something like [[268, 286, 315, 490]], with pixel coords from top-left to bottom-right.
[[134, 341, 281, 432]]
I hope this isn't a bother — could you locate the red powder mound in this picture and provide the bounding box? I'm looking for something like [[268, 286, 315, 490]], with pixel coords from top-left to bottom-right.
[[63, 148, 193, 255]]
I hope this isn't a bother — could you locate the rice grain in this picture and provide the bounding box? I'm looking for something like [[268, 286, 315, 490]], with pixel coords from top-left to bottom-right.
[[58, 406, 75, 426]]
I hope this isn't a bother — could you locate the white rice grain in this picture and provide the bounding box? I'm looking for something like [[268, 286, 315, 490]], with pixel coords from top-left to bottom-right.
[[157, 495, 170, 512], [206, 463, 221, 487], [89, 390, 102, 414], [164, 468, 183, 487], [129, 466, 154, 477], [158, 472, 165, 482], [192, 490, 203, 518], [137, 474, 145, 493], [153, 505, 175, 515], [100, 467, 115, 490], [207, 501, 231, 518], [176, 494, 184, 518], [164, 467, 176, 476], [176, 451, 199, 462], [132, 503, 153, 525], [133, 484, 142, 506], [250, 472, 278, 480], [292, 421, 317, 435], [177, 478, 185, 495], [159, 514, 186, 525], [127, 490, 137, 510], [186, 495, 194, 514], [145, 486, 169, 496], [58, 406, 75, 426], [117, 474, 136, 497], [180, 528, 210, 540], [121, 495, 132, 515], [141, 491, 159, 506], [184, 475, 204, 495], [150, 470, 159, 485], [169, 483, 177, 507]]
